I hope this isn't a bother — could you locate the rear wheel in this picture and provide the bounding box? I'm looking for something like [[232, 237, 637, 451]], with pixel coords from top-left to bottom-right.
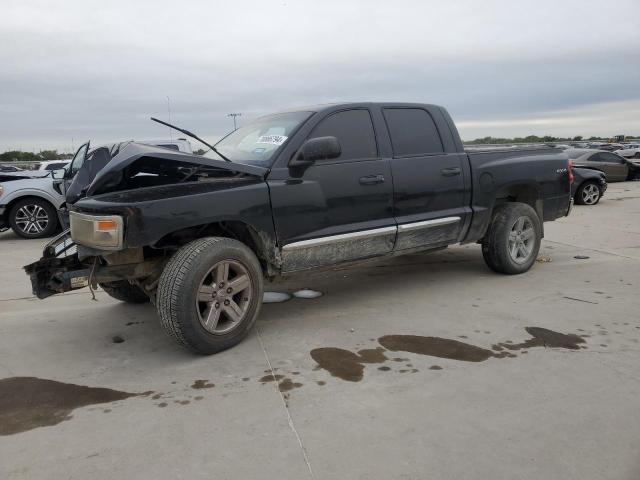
[[100, 281, 150, 303], [156, 237, 263, 354], [9, 198, 59, 239], [574, 181, 601, 205], [482, 202, 541, 274]]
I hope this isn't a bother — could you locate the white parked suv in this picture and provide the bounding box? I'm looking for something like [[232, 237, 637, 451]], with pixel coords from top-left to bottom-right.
[[0, 139, 192, 238], [616, 144, 640, 159]]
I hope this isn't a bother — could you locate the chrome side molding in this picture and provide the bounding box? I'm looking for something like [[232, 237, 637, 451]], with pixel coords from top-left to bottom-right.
[[397, 216, 461, 232], [282, 217, 461, 251], [282, 226, 397, 251]]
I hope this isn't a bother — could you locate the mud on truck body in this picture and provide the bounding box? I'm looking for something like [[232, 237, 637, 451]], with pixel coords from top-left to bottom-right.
[[25, 103, 573, 354]]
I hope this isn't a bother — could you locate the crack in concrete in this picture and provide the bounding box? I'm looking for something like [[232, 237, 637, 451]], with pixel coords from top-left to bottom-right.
[[256, 328, 315, 480]]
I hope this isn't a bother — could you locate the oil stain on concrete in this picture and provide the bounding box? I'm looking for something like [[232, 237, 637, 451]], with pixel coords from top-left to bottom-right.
[[492, 327, 586, 351], [310, 346, 388, 382], [378, 335, 509, 362], [0, 377, 139, 436], [311, 327, 588, 382], [191, 380, 215, 389]]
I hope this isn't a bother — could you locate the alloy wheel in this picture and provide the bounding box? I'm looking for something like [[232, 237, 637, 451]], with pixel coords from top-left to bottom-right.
[[581, 184, 600, 205], [14, 204, 49, 235], [508, 216, 535, 264], [196, 259, 253, 334]]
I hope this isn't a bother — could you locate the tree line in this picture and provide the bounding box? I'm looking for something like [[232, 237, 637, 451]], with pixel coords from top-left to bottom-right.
[[0, 150, 73, 163], [465, 135, 636, 145]]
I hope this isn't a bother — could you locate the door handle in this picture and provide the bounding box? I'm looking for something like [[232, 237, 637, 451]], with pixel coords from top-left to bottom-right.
[[359, 174, 385, 185], [441, 167, 461, 177]]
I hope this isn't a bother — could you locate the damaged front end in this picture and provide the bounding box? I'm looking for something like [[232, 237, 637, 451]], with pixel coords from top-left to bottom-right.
[[24, 229, 163, 299]]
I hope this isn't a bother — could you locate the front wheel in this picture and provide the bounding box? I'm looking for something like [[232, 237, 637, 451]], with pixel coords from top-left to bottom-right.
[[482, 202, 541, 275], [574, 181, 601, 205], [9, 198, 59, 239], [156, 237, 264, 354]]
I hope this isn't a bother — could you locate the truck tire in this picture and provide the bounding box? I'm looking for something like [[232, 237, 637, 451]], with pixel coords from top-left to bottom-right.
[[574, 181, 601, 205], [156, 237, 264, 355], [9, 197, 59, 239], [482, 202, 541, 275], [100, 281, 150, 303]]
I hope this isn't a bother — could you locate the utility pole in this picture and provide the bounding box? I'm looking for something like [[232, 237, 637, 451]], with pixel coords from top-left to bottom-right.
[[167, 96, 173, 141], [227, 113, 242, 131]]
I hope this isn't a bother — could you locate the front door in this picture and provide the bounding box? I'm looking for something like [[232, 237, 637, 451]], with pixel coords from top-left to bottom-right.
[[61, 142, 90, 196], [592, 152, 629, 181], [268, 108, 395, 272], [382, 107, 468, 251]]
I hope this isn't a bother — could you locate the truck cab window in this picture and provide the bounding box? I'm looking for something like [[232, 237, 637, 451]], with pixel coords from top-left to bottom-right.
[[309, 109, 377, 161], [383, 108, 444, 156]]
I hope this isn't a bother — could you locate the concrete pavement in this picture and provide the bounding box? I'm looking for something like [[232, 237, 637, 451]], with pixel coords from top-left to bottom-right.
[[1, 182, 639, 479]]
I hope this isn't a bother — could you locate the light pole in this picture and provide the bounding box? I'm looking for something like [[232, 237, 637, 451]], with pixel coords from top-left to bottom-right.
[[227, 113, 242, 131], [166, 96, 173, 141]]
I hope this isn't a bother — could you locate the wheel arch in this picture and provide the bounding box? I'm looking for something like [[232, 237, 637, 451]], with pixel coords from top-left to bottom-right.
[[153, 220, 279, 275], [5, 193, 59, 215], [492, 183, 544, 237]]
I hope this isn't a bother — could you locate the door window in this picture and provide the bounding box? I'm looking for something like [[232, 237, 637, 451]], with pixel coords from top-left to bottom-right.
[[383, 108, 444, 157], [309, 109, 377, 161], [600, 152, 624, 163], [68, 142, 90, 176]]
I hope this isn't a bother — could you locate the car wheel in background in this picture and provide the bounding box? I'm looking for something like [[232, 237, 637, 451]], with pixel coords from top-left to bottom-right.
[[482, 202, 541, 275], [9, 198, 59, 239], [156, 237, 264, 355], [574, 181, 601, 206]]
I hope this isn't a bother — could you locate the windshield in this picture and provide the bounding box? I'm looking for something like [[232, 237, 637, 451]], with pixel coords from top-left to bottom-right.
[[204, 111, 312, 166]]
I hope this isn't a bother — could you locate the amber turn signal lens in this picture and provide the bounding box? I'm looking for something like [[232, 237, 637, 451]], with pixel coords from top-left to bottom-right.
[[96, 220, 118, 231]]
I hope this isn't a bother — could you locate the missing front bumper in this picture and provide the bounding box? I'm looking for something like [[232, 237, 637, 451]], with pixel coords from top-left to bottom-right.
[[24, 229, 163, 299]]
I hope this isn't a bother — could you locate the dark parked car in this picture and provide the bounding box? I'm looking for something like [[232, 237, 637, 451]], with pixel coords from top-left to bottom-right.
[[565, 148, 639, 182], [25, 102, 572, 354], [572, 167, 607, 205]]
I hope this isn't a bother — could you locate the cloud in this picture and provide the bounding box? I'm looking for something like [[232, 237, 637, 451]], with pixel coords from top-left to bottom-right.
[[1, 0, 639, 151]]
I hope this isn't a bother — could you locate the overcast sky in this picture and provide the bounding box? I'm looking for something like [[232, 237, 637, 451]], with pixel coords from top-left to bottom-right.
[[1, 0, 639, 152]]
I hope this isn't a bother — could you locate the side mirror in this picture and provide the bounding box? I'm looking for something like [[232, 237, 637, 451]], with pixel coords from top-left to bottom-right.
[[289, 136, 341, 168], [51, 168, 66, 180]]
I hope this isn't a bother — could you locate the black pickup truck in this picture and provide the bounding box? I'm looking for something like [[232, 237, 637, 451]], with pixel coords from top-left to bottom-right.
[[25, 103, 573, 354]]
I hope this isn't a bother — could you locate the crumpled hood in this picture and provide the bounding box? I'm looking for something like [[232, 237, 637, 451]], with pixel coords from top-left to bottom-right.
[[67, 141, 267, 204]]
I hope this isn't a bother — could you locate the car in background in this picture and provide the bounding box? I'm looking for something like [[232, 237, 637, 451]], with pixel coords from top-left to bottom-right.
[[564, 148, 639, 182], [0, 139, 191, 238], [616, 144, 640, 159], [572, 167, 607, 205], [33, 160, 72, 171], [0, 160, 73, 179], [0, 165, 24, 172], [587, 143, 624, 151]]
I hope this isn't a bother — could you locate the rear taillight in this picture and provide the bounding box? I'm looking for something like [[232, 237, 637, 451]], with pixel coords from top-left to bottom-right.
[[568, 159, 574, 184]]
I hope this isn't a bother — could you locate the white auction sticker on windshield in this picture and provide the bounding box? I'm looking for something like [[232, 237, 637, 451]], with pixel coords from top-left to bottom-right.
[[257, 135, 288, 145]]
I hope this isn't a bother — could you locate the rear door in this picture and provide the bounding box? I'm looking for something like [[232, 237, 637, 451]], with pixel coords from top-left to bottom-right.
[[382, 107, 468, 251], [268, 108, 395, 272]]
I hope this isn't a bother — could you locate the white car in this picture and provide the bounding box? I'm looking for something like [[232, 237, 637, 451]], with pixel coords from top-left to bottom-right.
[[616, 144, 640, 159], [0, 139, 191, 238]]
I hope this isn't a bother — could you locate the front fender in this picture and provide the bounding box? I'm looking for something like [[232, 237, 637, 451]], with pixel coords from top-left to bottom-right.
[[1, 185, 65, 210], [70, 180, 276, 249]]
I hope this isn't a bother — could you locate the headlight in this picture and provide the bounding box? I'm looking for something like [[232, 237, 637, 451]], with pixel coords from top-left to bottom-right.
[[70, 211, 123, 250]]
